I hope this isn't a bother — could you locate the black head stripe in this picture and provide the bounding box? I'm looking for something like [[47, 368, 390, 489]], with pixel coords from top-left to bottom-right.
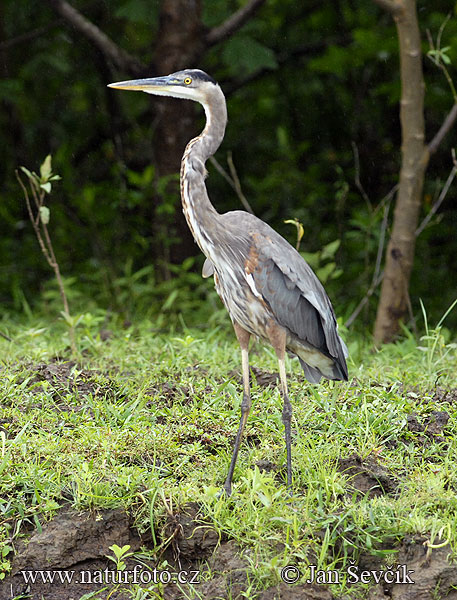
[[187, 69, 217, 84]]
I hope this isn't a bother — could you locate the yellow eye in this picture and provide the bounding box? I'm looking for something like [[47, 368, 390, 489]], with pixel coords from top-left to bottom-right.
[[184, 77, 192, 85]]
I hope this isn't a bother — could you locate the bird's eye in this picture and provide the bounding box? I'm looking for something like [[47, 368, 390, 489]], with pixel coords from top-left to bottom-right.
[[184, 77, 192, 85]]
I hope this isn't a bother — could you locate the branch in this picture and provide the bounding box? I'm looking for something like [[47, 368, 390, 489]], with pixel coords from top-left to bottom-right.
[[351, 141, 372, 210], [209, 154, 254, 214], [0, 22, 62, 51], [205, 0, 266, 47], [427, 103, 457, 156], [344, 271, 384, 329], [416, 150, 457, 236], [372, 0, 402, 16], [46, 0, 144, 75], [344, 185, 396, 328]]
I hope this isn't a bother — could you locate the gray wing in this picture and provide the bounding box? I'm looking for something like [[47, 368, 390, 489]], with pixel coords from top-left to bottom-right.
[[220, 211, 348, 379]]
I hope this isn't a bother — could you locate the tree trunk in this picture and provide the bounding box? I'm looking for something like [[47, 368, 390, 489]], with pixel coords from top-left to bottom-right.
[[373, 0, 428, 343], [153, 0, 204, 266]]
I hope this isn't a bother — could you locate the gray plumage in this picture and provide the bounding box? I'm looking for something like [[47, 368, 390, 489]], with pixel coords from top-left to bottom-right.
[[209, 211, 348, 383], [108, 68, 348, 495]]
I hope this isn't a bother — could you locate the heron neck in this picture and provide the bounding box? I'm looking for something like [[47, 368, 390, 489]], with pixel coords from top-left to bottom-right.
[[198, 89, 227, 162], [180, 88, 227, 257]]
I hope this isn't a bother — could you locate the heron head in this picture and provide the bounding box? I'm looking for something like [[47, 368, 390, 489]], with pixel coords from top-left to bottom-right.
[[108, 69, 218, 103]]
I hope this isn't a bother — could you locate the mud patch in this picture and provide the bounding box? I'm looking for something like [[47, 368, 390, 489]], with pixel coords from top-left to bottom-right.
[[163, 501, 220, 562], [3, 507, 143, 600], [432, 387, 457, 405], [338, 454, 396, 498], [16, 360, 123, 412], [3, 502, 457, 600], [365, 536, 457, 599], [406, 410, 450, 439], [227, 367, 280, 388]]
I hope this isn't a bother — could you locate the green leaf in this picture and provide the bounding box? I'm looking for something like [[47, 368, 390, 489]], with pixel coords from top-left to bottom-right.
[[40, 155, 52, 180], [40, 182, 52, 194], [222, 36, 277, 76], [317, 262, 336, 283], [20, 166, 36, 180], [321, 239, 340, 260], [39, 206, 50, 225]]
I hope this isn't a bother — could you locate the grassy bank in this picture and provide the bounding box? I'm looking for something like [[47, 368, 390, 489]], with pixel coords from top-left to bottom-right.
[[0, 312, 456, 598]]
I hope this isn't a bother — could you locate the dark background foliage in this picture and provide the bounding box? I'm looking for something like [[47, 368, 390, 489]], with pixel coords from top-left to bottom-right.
[[1, 0, 456, 330]]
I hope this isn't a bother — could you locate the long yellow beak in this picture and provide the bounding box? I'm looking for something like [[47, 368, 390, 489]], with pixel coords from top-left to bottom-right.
[[108, 76, 178, 92]]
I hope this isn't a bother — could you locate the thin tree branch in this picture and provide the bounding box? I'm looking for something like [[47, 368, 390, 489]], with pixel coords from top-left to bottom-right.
[[344, 185, 396, 328], [351, 141, 372, 210], [46, 0, 144, 75], [209, 155, 254, 214], [416, 150, 457, 236], [0, 21, 62, 51], [205, 0, 266, 47], [227, 152, 254, 214], [373, 200, 391, 285], [16, 172, 53, 266], [427, 103, 457, 156], [372, 0, 402, 16], [344, 271, 384, 329], [0, 331, 13, 342]]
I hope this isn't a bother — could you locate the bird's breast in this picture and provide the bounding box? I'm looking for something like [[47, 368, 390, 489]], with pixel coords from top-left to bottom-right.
[[213, 261, 274, 339]]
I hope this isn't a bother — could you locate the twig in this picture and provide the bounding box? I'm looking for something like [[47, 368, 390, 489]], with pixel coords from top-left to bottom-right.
[[227, 152, 254, 214], [205, 0, 266, 47], [46, 0, 143, 75], [351, 141, 372, 210], [426, 19, 457, 103], [373, 200, 391, 285], [344, 186, 395, 328], [16, 173, 53, 265], [209, 155, 254, 214], [344, 271, 384, 329], [427, 103, 457, 156], [437, 13, 451, 52], [0, 21, 62, 51], [16, 168, 77, 355], [416, 150, 457, 236], [0, 331, 13, 342]]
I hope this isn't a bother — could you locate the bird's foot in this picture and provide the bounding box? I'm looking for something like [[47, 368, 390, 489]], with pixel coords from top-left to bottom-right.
[[216, 482, 232, 499]]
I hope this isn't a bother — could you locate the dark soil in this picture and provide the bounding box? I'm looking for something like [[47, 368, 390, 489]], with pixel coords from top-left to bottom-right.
[[3, 500, 457, 600], [337, 454, 397, 498]]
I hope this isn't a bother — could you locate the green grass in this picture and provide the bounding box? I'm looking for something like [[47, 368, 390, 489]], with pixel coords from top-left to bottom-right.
[[1, 309, 457, 598]]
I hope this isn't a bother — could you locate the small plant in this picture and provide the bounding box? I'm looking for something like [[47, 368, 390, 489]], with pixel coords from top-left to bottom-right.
[[0, 542, 12, 580], [16, 155, 77, 355], [418, 298, 457, 375], [106, 544, 134, 571], [427, 15, 457, 103], [301, 239, 343, 284]]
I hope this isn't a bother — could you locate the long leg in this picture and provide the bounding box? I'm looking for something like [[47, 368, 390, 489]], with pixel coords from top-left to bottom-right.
[[223, 322, 251, 496], [267, 324, 293, 491]]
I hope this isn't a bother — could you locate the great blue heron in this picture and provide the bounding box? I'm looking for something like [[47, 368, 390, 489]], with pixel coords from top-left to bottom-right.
[[108, 69, 348, 495]]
